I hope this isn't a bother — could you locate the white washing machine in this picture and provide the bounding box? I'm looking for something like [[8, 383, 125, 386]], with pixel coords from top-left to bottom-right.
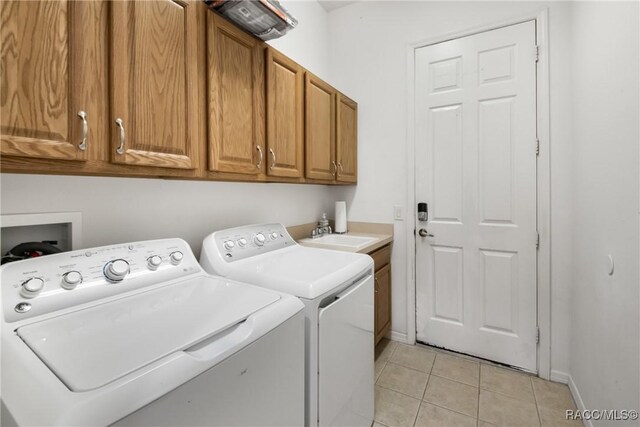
[[1, 238, 305, 426], [200, 224, 375, 427]]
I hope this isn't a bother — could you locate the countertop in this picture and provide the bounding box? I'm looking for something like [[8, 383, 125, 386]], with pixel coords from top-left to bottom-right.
[[289, 222, 393, 254]]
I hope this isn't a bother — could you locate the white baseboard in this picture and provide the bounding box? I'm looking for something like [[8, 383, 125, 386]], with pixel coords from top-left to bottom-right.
[[550, 370, 570, 384], [567, 375, 594, 427], [389, 330, 411, 344]]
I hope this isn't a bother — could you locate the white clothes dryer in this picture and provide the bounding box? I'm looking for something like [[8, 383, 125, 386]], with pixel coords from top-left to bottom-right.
[[200, 224, 375, 427], [1, 238, 304, 426]]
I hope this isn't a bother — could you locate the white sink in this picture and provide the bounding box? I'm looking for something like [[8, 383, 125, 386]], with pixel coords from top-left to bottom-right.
[[299, 234, 379, 252]]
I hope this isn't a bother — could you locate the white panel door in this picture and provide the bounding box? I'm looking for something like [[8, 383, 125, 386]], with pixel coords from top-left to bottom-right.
[[415, 21, 538, 371]]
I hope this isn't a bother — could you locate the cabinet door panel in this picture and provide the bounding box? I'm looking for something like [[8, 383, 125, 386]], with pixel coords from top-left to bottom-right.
[[266, 48, 303, 178], [111, 0, 198, 169], [336, 95, 357, 183], [1, 1, 87, 161], [305, 73, 335, 180], [375, 264, 391, 343], [208, 14, 265, 174]]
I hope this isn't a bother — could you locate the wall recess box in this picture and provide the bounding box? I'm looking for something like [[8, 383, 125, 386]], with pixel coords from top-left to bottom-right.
[[1, 212, 82, 255]]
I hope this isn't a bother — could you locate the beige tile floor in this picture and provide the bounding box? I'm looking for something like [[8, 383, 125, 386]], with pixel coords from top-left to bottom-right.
[[374, 339, 582, 427]]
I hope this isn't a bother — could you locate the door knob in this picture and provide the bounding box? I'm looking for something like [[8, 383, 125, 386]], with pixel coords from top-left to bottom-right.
[[418, 228, 434, 238]]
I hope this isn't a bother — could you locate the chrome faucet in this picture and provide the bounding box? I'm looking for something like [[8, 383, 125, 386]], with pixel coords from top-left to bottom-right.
[[311, 213, 332, 238]]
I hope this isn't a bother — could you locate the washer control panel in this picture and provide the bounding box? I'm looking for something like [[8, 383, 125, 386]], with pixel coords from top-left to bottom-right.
[[1, 239, 200, 323], [212, 223, 295, 263]]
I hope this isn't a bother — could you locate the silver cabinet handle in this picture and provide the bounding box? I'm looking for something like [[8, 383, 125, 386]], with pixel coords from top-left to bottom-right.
[[269, 148, 276, 170], [337, 162, 344, 175], [115, 118, 125, 155], [256, 145, 263, 169], [77, 111, 88, 151], [418, 228, 435, 238], [331, 160, 337, 177]]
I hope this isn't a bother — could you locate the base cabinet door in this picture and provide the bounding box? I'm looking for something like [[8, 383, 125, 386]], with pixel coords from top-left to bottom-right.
[[110, 0, 199, 169], [375, 263, 391, 344], [266, 48, 304, 178], [207, 13, 265, 175], [305, 73, 336, 180], [336, 94, 358, 183], [1, 1, 89, 161]]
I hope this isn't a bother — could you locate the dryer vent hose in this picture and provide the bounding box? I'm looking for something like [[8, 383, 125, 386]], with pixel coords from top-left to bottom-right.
[[1, 242, 62, 265]]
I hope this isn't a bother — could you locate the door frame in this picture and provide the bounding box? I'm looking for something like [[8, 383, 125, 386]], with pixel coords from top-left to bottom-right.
[[405, 9, 551, 379]]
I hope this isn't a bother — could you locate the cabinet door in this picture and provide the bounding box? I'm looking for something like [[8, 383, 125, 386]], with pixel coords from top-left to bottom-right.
[[1, 1, 88, 161], [305, 73, 336, 180], [336, 94, 358, 183], [375, 263, 392, 343], [111, 0, 199, 169], [266, 48, 303, 178], [207, 14, 265, 175]]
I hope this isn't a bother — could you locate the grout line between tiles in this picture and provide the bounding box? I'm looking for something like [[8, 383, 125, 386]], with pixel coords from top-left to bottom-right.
[[421, 399, 479, 421], [375, 360, 387, 383], [478, 385, 536, 404], [386, 342, 399, 359], [420, 371, 431, 401], [477, 377, 481, 423], [375, 382, 424, 402], [429, 372, 480, 389], [410, 402, 420, 427], [385, 360, 434, 376], [531, 376, 543, 427], [422, 359, 480, 422]]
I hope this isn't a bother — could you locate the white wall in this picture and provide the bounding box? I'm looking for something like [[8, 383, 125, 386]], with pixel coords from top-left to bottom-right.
[[569, 1, 639, 420], [268, 0, 332, 82], [328, 1, 575, 375], [0, 175, 336, 257], [0, 0, 335, 258]]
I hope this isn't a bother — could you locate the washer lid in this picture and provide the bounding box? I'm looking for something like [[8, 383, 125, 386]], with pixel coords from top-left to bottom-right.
[[17, 276, 279, 392]]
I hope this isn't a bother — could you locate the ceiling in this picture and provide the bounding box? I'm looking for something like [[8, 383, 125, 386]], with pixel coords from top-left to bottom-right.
[[317, 1, 360, 12]]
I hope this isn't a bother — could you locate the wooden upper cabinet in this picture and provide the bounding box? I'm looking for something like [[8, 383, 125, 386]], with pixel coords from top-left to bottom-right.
[[1, 1, 89, 161], [266, 48, 304, 178], [336, 94, 357, 183], [110, 0, 199, 169], [305, 73, 336, 181], [207, 13, 265, 175]]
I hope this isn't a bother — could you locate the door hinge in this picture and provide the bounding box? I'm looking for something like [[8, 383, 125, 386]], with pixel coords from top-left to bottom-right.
[[536, 326, 540, 344], [535, 45, 540, 62], [536, 138, 540, 156], [536, 232, 540, 250]]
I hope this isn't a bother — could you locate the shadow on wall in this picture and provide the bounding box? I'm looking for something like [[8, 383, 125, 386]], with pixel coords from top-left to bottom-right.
[[333, 186, 358, 219]]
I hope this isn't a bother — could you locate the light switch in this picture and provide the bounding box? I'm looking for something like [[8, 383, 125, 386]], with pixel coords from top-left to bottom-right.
[[393, 205, 404, 221]]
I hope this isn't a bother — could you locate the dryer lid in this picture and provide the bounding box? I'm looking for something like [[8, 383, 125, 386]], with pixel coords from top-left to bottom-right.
[[17, 276, 279, 392], [222, 246, 374, 299]]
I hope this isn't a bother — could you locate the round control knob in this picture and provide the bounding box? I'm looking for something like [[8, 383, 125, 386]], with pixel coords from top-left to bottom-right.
[[147, 255, 162, 270], [20, 278, 45, 299], [269, 232, 278, 240], [104, 259, 130, 282], [254, 233, 266, 246], [61, 271, 82, 290], [237, 238, 248, 248], [223, 240, 235, 251], [170, 251, 183, 265]]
